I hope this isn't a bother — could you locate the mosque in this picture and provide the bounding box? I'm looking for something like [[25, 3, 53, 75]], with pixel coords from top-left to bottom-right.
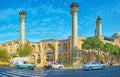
[[0, 3, 120, 67]]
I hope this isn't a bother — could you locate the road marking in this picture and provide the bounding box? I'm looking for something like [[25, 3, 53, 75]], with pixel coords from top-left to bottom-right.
[[0, 67, 50, 77], [0, 74, 8, 77], [1, 72, 19, 77], [7, 70, 47, 76]]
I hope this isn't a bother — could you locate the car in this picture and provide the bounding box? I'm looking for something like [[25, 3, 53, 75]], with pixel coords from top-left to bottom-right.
[[82, 61, 106, 70], [0, 61, 4, 66], [14, 61, 36, 70], [0, 61, 10, 66], [51, 63, 64, 70], [3, 62, 10, 66]]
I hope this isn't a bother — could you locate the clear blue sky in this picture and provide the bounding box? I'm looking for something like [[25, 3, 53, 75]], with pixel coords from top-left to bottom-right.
[[0, 0, 120, 44]]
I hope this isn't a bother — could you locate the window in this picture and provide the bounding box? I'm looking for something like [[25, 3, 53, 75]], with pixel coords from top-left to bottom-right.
[[23, 61, 28, 64]]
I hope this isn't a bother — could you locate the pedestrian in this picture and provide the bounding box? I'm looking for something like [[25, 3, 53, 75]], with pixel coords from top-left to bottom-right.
[[48, 61, 52, 70], [43, 61, 48, 70], [109, 60, 113, 66], [101, 61, 103, 64]]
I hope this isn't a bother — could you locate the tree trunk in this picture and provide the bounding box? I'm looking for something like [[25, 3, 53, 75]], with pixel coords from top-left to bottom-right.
[[118, 54, 120, 62]]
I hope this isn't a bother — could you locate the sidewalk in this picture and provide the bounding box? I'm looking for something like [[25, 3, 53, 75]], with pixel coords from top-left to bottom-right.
[[113, 63, 120, 66]]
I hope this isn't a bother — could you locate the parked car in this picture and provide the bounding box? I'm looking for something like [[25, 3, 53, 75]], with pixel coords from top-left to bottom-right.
[[51, 63, 64, 70], [4, 62, 10, 66], [14, 61, 35, 70], [82, 61, 106, 70], [0, 61, 10, 66], [0, 61, 4, 66]]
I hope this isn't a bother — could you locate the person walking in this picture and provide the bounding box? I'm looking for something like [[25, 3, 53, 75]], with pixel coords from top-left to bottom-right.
[[109, 60, 113, 66], [43, 61, 48, 70]]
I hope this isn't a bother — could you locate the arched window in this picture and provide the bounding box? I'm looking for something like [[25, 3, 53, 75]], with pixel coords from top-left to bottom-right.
[[15, 43, 19, 52], [63, 43, 67, 51], [31, 45, 36, 52], [58, 44, 61, 52], [38, 54, 40, 59], [8, 44, 12, 53], [31, 55, 35, 63], [2, 45, 5, 49], [38, 45, 41, 52]]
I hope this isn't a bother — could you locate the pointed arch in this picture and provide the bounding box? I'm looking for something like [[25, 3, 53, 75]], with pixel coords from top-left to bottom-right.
[[31, 45, 36, 52]]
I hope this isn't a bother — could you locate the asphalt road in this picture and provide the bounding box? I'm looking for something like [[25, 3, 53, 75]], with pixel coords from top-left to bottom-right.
[[47, 66, 120, 77], [0, 66, 120, 77], [0, 66, 48, 77]]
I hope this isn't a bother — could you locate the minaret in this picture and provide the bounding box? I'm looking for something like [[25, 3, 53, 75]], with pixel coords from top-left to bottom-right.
[[96, 16, 102, 37], [70, 3, 79, 51], [20, 11, 26, 46]]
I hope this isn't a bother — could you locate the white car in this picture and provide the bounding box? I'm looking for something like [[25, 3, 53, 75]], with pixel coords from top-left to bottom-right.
[[82, 62, 106, 70], [51, 63, 64, 70]]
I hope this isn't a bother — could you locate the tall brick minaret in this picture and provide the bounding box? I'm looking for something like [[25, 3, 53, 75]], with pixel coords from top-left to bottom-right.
[[95, 16, 102, 37], [19, 11, 26, 46], [70, 3, 79, 51], [95, 16, 104, 40]]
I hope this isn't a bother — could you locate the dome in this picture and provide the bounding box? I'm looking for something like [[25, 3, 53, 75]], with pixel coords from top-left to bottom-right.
[[112, 32, 120, 38]]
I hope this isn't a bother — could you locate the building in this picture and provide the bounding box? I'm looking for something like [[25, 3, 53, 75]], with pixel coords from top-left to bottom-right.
[[0, 3, 120, 67]]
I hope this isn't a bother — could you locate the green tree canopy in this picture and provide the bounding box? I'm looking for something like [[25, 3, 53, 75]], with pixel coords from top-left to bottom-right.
[[82, 37, 104, 51], [72, 47, 78, 58], [118, 47, 120, 55], [17, 42, 32, 57], [112, 46, 119, 55], [59, 54, 67, 64], [103, 43, 119, 55], [103, 43, 112, 53], [0, 47, 10, 61]]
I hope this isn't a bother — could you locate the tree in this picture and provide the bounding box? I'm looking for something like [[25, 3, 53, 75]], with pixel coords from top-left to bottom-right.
[[10, 53, 18, 58], [82, 37, 104, 50], [112, 46, 119, 55], [17, 42, 32, 57], [60, 56, 67, 64], [118, 48, 120, 62], [59, 54, 67, 64], [0, 47, 10, 61], [103, 43, 115, 54], [82, 37, 104, 62], [103, 43, 119, 61], [112, 46, 120, 63], [72, 49, 77, 58]]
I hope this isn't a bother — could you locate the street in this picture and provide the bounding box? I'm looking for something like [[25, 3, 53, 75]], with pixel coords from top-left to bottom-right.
[[0, 66, 120, 77], [0, 66, 48, 77], [47, 66, 120, 77]]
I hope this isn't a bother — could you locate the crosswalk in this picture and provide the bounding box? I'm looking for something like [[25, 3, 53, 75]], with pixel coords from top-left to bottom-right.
[[0, 67, 49, 77]]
